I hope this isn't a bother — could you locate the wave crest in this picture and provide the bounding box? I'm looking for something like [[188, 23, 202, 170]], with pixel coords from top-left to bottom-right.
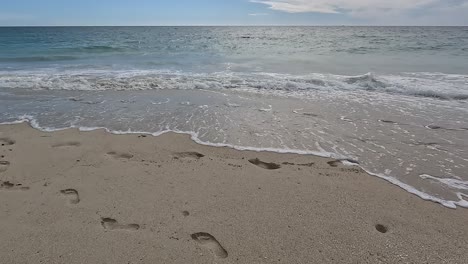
[[0, 70, 466, 101]]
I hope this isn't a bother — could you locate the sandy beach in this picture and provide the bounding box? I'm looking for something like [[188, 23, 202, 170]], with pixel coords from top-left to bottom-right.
[[0, 123, 466, 263]]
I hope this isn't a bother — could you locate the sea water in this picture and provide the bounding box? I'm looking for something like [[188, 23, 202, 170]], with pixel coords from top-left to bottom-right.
[[0, 26, 467, 208]]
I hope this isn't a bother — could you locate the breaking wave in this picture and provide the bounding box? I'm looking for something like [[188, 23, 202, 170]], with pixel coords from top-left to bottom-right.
[[0, 70, 467, 100]]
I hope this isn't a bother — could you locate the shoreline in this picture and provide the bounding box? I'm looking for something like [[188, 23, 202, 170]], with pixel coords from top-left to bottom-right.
[[1, 123, 468, 263], [2, 117, 466, 209]]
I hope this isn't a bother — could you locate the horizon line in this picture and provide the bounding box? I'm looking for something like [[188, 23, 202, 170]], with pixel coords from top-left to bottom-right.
[[1, 25, 467, 27]]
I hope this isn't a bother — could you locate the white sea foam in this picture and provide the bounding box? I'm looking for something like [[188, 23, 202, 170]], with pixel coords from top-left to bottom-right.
[[1, 70, 467, 101], [420, 174, 468, 190]]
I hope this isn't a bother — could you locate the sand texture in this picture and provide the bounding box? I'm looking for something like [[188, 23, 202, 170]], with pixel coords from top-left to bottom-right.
[[0, 123, 467, 264]]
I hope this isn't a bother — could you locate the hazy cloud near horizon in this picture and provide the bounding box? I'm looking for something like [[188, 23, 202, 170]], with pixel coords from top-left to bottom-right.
[[251, 0, 466, 14], [251, 0, 468, 23]]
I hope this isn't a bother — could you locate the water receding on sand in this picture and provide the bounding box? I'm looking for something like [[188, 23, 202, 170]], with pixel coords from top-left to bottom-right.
[[1, 80, 467, 208]]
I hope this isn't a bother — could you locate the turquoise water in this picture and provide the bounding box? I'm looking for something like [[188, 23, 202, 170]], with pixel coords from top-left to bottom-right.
[[0, 27, 467, 208]]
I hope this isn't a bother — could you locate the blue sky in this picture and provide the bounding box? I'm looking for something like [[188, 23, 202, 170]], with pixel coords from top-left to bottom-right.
[[1, 0, 467, 26]]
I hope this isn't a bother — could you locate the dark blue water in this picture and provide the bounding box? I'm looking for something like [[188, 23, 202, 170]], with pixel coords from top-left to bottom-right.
[[0, 27, 467, 208]]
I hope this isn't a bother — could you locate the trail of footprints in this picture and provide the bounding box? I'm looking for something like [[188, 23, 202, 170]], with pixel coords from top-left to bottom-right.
[[0, 138, 29, 190], [248, 157, 362, 176], [0, 137, 15, 174], [57, 184, 228, 258], [1, 135, 388, 261], [56, 186, 228, 258]]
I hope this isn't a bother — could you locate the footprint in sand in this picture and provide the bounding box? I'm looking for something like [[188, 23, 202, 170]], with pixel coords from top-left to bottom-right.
[[379, 119, 399, 125], [248, 158, 281, 170], [52, 142, 81, 148], [107, 151, 134, 159], [327, 160, 341, 167], [191, 232, 228, 258], [0, 161, 10, 173], [0, 181, 29, 191], [328, 159, 360, 167], [303, 113, 319, 117], [182, 210, 190, 217], [60, 189, 80, 204], [173, 152, 205, 160], [101, 218, 140, 231], [0, 137, 15, 146], [191, 232, 228, 259], [375, 224, 389, 234]]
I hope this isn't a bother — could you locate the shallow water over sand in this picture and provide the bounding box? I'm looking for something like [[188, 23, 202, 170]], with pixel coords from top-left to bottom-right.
[[1, 82, 467, 207]]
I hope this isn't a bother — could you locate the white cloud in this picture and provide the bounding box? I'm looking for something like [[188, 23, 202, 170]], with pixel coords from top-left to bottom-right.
[[249, 13, 269, 16], [251, 0, 467, 18], [251, 0, 338, 13]]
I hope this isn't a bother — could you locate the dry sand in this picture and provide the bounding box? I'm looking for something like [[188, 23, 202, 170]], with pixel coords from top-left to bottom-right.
[[0, 123, 467, 264]]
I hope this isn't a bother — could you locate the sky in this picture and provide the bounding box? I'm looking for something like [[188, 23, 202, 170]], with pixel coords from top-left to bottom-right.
[[0, 0, 467, 26]]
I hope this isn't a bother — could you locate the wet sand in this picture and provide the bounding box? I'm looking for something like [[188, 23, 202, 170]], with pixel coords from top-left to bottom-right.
[[0, 123, 467, 264]]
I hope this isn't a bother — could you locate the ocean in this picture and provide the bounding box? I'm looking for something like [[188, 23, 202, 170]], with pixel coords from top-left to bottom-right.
[[0, 26, 467, 208]]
